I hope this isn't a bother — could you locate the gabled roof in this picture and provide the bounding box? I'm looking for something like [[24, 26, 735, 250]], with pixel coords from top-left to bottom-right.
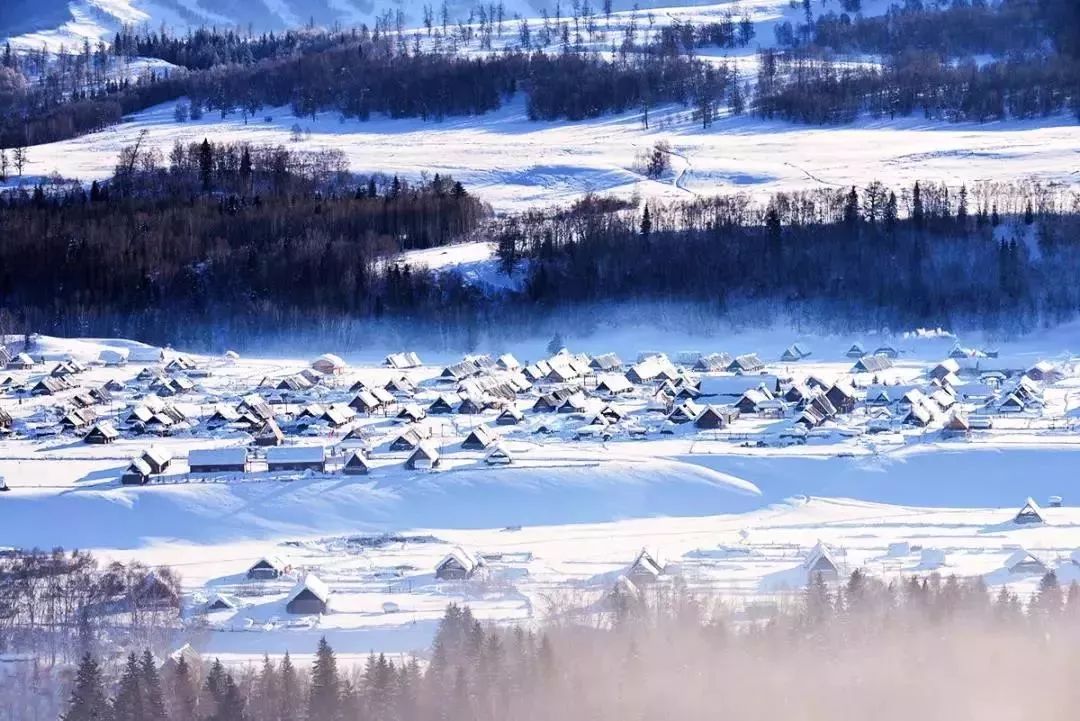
[[1015, 497, 1044, 523], [288, 574, 331, 604], [628, 548, 663, 578], [436, 547, 478, 574]]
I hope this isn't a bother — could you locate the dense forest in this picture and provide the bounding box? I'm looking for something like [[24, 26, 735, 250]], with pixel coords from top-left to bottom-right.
[[0, 145, 1078, 344], [15, 563, 1080, 721], [2, 0, 1075, 151]]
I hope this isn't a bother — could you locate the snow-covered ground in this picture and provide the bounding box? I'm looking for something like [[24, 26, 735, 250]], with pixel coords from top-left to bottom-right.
[[15, 97, 1079, 212], [4, 331, 1080, 661]]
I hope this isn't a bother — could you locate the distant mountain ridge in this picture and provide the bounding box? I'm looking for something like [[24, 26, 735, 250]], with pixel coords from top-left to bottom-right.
[[2, 0, 520, 47]]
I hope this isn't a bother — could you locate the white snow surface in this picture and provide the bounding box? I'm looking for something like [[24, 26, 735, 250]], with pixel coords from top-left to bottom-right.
[[5, 331, 1080, 661], [16, 97, 1079, 213]]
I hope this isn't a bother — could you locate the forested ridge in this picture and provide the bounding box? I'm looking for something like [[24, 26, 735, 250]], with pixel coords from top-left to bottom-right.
[[0, 0, 1076, 152]]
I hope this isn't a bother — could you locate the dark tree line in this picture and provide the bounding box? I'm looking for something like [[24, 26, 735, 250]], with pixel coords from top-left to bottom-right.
[[500, 182, 1080, 335], [51, 567, 1080, 721], [763, 0, 1080, 124]]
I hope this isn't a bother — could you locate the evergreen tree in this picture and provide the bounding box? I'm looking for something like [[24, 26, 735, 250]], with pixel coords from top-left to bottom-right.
[[843, 185, 860, 228], [640, 205, 652, 237], [140, 650, 168, 721], [912, 181, 924, 231], [1024, 199, 1035, 225], [1033, 571, 1063, 617], [279, 652, 300, 721], [956, 184, 968, 228], [112, 654, 144, 721], [168, 656, 199, 721], [61, 654, 111, 721], [884, 191, 898, 235], [307, 638, 341, 721], [199, 139, 214, 191]]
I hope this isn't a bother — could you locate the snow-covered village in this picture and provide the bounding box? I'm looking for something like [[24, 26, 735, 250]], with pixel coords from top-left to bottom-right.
[[3, 0, 1080, 718]]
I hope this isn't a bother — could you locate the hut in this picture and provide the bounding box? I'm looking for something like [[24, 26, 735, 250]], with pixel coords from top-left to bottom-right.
[[435, 548, 479, 580], [485, 445, 513, 465], [121, 459, 152, 486], [255, 418, 286, 447], [247, 556, 289, 580], [780, 343, 811, 362], [285, 575, 331, 614], [1005, 549, 1048, 575], [496, 406, 524, 425], [343, 451, 370, 475], [462, 425, 496, 450], [695, 405, 738, 429], [141, 447, 173, 475], [406, 442, 441, 470], [98, 349, 129, 367], [803, 542, 840, 580], [84, 422, 119, 445], [626, 549, 664, 586], [727, 354, 765, 374], [428, 395, 458, 415], [845, 343, 866, 359], [311, 354, 347, 375], [1014, 498, 1045, 525]]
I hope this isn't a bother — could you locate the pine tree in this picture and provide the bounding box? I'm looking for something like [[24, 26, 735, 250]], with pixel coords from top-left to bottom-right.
[[1024, 200, 1035, 225], [956, 185, 968, 228], [640, 205, 652, 237], [211, 674, 246, 721], [1033, 571, 1062, 617], [112, 653, 144, 721], [140, 650, 168, 721], [843, 186, 860, 228], [884, 191, 898, 235], [307, 638, 341, 721], [199, 139, 214, 191], [279, 652, 300, 721], [61, 654, 110, 721], [911, 181, 924, 231], [168, 656, 199, 721], [249, 655, 279, 721], [239, 148, 252, 194], [991, 204, 1000, 227]]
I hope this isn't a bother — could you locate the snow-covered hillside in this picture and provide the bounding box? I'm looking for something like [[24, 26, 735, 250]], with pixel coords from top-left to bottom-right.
[[16, 96, 1079, 212]]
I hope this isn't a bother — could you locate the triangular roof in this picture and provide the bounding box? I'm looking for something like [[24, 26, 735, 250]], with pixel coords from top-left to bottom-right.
[[1015, 497, 1044, 523], [287, 574, 331, 604]]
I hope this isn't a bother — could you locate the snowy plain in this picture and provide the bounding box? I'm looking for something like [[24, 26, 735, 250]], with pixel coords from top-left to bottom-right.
[[4, 330, 1080, 663]]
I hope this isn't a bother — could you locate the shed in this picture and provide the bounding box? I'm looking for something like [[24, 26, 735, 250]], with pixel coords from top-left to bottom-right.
[[845, 343, 866, 359], [780, 343, 811, 362], [286, 575, 331, 614]]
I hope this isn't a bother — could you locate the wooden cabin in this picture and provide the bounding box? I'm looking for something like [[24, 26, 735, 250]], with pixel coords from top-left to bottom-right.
[[286, 575, 331, 614]]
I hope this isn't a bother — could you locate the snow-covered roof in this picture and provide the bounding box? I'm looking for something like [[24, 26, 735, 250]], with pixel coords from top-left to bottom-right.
[[437, 547, 479, 574], [266, 446, 325, 464], [188, 447, 248, 467], [288, 574, 331, 603]]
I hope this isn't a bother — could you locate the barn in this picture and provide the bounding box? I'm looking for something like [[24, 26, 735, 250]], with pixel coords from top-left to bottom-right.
[[286, 575, 331, 614]]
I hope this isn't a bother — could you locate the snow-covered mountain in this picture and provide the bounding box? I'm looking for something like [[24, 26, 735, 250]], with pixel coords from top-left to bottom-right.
[[2, 0, 564, 48]]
